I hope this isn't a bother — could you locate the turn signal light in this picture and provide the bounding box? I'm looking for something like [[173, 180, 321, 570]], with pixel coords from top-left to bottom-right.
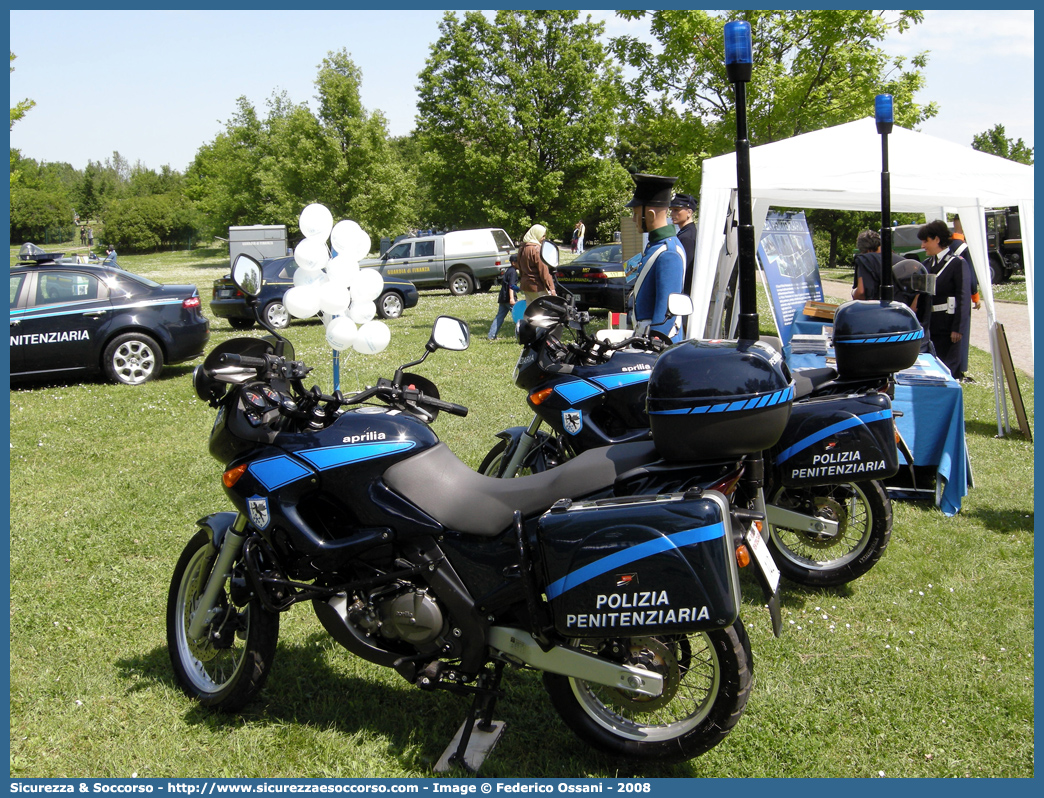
[[735, 544, 751, 568], [223, 463, 249, 488], [183, 296, 202, 310], [530, 387, 554, 406]]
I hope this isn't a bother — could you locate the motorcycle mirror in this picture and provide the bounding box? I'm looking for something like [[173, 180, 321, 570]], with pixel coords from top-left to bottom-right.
[[668, 293, 694, 318], [540, 240, 560, 269], [429, 316, 470, 352], [231, 254, 263, 298]]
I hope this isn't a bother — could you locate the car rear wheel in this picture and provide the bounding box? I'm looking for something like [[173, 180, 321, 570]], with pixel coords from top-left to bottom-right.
[[228, 318, 255, 330], [263, 301, 290, 329], [448, 271, 475, 296], [103, 332, 164, 385], [376, 290, 405, 319]]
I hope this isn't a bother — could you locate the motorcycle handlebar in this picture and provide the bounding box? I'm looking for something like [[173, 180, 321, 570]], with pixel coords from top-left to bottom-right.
[[217, 352, 269, 369]]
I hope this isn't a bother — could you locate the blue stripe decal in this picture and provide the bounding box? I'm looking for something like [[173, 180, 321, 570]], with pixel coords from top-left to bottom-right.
[[839, 329, 924, 344], [554, 380, 603, 404], [249, 456, 314, 491], [295, 441, 416, 471], [545, 522, 725, 600], [590, 371, 651, 391], [775, 408, 893, 464], [649, 384, 794, 416]]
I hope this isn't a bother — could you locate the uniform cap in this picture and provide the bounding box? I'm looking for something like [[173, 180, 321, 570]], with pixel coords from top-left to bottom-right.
[[625, 173, 678, 209]]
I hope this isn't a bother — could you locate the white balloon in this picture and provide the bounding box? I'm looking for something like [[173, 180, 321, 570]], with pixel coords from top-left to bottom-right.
[[284, 284, 323, 319], [351, 267, 385, 302], [325, 317, 358, 351], [299, 203, 334, 241], [325, 253, 360, 287], [293, 266, 326, 287], [330, 220, 362, 254], [319, 284, 353, 317], [293, 237, 330, 272], [346, 227, 372, 261], [353, 320, 391, 355], [348, 298, 376, 324]]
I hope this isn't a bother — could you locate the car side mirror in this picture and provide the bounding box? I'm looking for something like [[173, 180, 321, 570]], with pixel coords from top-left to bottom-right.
[[231, 254, 263, 298]]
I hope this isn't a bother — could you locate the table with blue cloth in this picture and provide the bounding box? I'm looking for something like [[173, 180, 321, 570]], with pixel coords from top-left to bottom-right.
[[787, 346, 972, 516]]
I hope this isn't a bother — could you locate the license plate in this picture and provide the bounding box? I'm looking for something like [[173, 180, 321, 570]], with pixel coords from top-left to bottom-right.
[[746, 523, 780, 593], [215, 288, 234, 298]]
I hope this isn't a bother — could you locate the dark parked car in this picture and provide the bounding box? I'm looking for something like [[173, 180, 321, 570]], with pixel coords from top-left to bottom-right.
[[10, 247, 210, 386], [211, 256, 419, 329], [552, 244, 632, 313]]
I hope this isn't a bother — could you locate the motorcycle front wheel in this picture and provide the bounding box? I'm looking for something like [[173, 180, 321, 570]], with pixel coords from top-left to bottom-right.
[[543, 622, 752, 763], [166, 529, 279, 710], [766, 480, 892, 587], [478, 435, 560, 477]]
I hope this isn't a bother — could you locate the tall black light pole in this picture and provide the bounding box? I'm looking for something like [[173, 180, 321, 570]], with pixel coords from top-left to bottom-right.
[[724, 20, 759, 341], [876, 94, 895, 303]]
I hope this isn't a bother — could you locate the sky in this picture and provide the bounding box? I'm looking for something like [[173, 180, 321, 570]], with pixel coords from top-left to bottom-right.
[[8, 8, 1036, 174]]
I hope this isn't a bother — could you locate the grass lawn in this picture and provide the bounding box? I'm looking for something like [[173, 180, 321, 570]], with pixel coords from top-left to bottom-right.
[[8, 243, 1035, 778]]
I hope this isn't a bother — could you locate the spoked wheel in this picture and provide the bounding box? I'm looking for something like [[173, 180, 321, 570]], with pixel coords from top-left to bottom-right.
[[766, 480, 892, 587], [543, 622, 752, 762], [103, 332, 163, 385], [166, 529, 278, 709]]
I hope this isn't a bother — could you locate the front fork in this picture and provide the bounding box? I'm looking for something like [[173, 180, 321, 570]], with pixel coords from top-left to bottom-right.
[[498, 414, 544, 477], [187, 513, 248, 641]]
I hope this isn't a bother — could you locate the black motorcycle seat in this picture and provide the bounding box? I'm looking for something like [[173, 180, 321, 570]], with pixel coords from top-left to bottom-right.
[[792, 366, 839, 399], [383, 440, 659, 536]]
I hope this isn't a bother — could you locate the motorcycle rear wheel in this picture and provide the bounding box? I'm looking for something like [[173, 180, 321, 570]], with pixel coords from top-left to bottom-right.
[[167, 529, 279, 709], [766, 480, 892, 587], [542, 622, 752, 762]]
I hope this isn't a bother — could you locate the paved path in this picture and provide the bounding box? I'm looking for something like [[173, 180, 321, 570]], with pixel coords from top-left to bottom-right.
[[820, 279, 1033, 378]]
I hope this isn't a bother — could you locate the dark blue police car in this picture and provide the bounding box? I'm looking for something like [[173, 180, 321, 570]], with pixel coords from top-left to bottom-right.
[[10, 245, 210, 385], [211, 255, 420, 330]]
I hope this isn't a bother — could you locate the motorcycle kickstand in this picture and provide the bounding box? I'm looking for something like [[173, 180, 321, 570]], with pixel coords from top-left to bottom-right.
[[434, 661, 507, 774]]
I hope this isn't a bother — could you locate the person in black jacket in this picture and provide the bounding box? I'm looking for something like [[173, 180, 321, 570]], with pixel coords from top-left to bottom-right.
[[487, 253, 519, 341], [669, 193, 697, 295], [918, 220, 971, 378]]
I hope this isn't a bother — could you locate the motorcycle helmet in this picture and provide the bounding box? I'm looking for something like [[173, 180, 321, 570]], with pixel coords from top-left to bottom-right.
[[893, 257, 937, 295]]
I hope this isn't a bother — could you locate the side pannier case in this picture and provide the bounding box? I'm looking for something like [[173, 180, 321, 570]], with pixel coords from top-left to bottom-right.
[[771, 392, 900, 487], [832, 300, 922, 380], [646, 339, 794, 461], [537, 491, 741, 638]]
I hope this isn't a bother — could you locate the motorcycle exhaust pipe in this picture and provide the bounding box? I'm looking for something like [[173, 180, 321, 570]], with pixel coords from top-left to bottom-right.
[[486, 626, 664, 698]]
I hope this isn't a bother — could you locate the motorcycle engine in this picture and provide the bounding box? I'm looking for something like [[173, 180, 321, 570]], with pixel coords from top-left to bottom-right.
[[351, 585, 447, 647]]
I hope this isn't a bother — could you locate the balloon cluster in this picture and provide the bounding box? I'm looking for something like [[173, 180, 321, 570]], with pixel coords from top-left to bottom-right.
[[283, 203, 391, 355]]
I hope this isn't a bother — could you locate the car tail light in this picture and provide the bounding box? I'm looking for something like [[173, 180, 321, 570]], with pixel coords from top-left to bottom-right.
[[183, 296, 202, 310]]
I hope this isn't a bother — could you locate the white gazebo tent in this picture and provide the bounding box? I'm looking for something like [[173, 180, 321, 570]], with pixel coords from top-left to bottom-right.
[[694, 117, 1034, 434]]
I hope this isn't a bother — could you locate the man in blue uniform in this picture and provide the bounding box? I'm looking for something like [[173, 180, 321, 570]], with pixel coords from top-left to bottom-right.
[[626, 174, 686, 341]]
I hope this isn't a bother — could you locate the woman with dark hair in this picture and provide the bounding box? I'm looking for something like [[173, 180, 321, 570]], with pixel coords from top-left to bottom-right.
[[918, 219, 970, 378]]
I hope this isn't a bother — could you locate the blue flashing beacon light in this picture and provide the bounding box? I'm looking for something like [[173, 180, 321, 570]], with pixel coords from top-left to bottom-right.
[[724, 20, 753, 83], [875, 93, 894, 135]]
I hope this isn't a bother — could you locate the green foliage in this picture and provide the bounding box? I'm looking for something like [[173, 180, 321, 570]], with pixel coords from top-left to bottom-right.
[[971, 123, 1034, 165], [612, 10, 936, 190], [416, 10, 629, 240], [9, 185, 74, 242], [185, 51, 413, 242], [10, 51, 35, 130], [101, 194, 198, 252]]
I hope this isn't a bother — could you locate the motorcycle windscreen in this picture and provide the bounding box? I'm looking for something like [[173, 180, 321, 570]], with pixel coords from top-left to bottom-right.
[[537, 491, 740, 638], [772, 392, 899, 487]]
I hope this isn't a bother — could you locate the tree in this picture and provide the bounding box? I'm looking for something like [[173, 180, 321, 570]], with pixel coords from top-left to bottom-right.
[[416, 10, 632, 240], [972, 124, 1033, 165], [10, 52, 35, 130], [612, 11, 937, 190]]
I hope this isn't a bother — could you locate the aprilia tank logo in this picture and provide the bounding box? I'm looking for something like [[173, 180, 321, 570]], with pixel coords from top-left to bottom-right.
[[342, 431, 387, 444], [620, 364, 650, 372], [11, 330, 89, 346]]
